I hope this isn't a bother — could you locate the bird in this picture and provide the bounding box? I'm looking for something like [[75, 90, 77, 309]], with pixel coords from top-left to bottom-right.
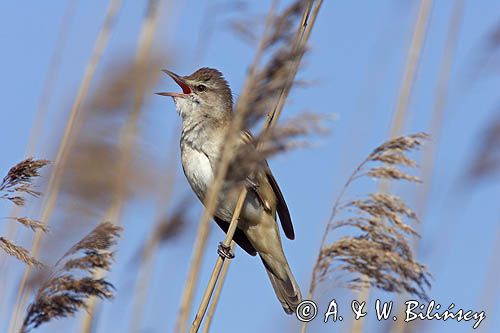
[[157, 67, 302, 314]]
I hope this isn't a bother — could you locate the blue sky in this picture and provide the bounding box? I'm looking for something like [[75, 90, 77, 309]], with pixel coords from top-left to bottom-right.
[[0, 1, 499, 333]]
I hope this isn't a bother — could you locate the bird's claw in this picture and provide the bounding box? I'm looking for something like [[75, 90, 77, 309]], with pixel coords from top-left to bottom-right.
[[245, 178, 259, 191], [246, 177, 271, 212], [217, 242, 235, 259]]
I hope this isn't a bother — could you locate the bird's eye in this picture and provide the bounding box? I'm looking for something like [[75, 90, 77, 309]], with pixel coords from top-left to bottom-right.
[[196, 84, 206, 92]]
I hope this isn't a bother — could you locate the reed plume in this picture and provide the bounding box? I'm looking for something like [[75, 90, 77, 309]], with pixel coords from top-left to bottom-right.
[[62, 53, 166, 220], [36, 52, 166, 273], [0, 239, 43, 269], [8, 2, 124, 330], [467, 110, 500, 182], [0, 158, 50, 267], [0, 158, 50, 207], [472, 21, 500, 79], [20, 222, 122, 333], [307, 133, 431, 306], [152, 200, 190, 245], [241, 0, 309, 127], [228, 113, 327, 187]]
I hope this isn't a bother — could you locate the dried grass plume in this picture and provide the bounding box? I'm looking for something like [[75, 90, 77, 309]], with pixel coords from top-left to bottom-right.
[[308, 133, 432, 301], [0, 158, 49, 267], [20, 222, 122, 332], [0, 158, 50, 206]]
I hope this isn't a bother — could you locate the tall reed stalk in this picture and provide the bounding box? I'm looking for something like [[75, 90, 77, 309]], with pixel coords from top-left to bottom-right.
[[0, 0, 77, 322], [388, 0, 433, 138], [200, 243, 233, 333], [390, 3, 463, 333], [351, 1, 432, 332], [78, 1, 163, 332], [7, 1, 123, 332], [414, 0, 463, 218]]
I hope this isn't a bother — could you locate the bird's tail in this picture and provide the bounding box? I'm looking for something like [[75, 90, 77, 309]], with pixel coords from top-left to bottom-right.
[[260, 254, 302, 314]]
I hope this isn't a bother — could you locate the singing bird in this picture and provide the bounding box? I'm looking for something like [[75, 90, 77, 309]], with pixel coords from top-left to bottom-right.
[[157, 68, 302, 314]]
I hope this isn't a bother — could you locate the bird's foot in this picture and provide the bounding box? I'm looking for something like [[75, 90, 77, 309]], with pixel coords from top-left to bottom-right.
[[217, 242, 235, 259], [245, 177, 259, 191], [245, 177, 271, 211]]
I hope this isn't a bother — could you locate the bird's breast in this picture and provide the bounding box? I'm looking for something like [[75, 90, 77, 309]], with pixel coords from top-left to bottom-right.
[[181, 144, 214, 201]]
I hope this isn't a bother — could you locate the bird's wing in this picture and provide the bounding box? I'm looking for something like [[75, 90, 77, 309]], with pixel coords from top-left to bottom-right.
[[264, 166, 294, 240], [240, 130, 295, 240], [213, 216, 257, 256]]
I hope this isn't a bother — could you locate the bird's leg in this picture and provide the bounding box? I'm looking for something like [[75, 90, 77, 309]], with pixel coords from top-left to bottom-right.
[[245, 177, 271, 211], [245, 177, 259, 191], [217, 242, 235, 259]]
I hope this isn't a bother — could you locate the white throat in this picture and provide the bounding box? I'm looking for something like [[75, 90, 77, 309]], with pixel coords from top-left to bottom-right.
[[173, 96, 198, 119]]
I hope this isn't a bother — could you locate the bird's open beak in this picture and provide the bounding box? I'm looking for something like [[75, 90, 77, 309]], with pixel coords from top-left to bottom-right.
[[156, 69, 192, 98]]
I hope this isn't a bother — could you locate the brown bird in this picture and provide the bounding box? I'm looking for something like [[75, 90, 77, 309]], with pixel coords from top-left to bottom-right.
[[157, 67, 301, 314]]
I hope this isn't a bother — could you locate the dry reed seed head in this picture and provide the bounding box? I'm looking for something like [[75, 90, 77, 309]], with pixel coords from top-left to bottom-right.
[[0, 163, 50, 268], [3, 158, 50, 185], [57, 222, 121, 275], [62, 251, 114, 273], [319, 237, 431, 301], [246, 46, 307, 127], [61, 222, 122, 260], [369, 151, 417, 167], [21, 295, 85, 333], [63, 52, 168, 201], [0, 237, 44, 268], [366, 166, 421, 183], [9, 196, 26, 206], [331, 217, 414, 257], [0, 158, 50, 205], [20, 222, 122, 332], [467, 111, 500, 181], [59, 53, 167, 227], [22, 277, 114, 332], [155, 214, 185, 243], [63, 138, 164, 218], [41, 275, 114, 299], [264, 0, 307, 48], [237, 0, 308, 128], [369, 193, 418, 220], [155, 199, 192, 244], [230, 19, 258, 44], [90, 53, 166, 112], [228, 113, 328, 186], [11, 217, 49, 233], [346, 193, 419, 233], [317, 132, 431, 300], [369, 132, 429, 157]]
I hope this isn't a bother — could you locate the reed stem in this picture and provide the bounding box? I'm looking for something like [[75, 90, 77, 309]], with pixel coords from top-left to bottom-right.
[[7, 1, 123, 331]]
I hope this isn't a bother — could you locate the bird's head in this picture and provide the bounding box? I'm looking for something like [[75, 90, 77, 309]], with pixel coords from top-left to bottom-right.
[[157, 67, 233, 121]]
